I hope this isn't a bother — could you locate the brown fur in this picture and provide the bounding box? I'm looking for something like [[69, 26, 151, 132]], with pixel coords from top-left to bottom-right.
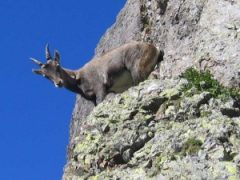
[[32, 42, 163, 105]]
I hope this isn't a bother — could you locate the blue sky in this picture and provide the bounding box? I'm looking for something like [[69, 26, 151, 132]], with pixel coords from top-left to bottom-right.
[[0, 1, 126, 179]]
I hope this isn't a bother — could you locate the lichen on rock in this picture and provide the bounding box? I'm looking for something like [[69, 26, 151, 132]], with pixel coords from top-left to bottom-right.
[[64, 73, 240, 179]]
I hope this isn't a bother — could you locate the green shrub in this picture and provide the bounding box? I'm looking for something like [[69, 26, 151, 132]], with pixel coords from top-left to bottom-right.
[[180, 68, 240, 99]]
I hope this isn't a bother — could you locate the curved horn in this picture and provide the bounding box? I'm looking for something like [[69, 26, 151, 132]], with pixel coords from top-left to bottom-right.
[[30, 57, 44, 67], [45, 43, 52, 60], [54, 49, 60, 63]]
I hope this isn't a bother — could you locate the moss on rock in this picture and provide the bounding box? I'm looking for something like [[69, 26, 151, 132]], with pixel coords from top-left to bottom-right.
[[180, 138, 203, 156]]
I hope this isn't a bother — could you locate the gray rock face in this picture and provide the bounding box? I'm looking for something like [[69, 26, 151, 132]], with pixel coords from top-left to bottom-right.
[[69, 95, 95, 146], [95, 0, 143, 55], [64, 77, 240, 179], [63, 0, 240, 179], [96, 0, 240, 87]]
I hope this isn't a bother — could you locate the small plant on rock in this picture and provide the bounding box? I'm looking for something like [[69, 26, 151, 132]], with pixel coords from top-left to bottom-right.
[[180, 68, 240, 99], [180, 138, 203, 156]]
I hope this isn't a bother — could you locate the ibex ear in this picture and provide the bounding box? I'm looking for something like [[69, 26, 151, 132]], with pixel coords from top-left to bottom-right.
[[54, 50, 60, 64], [75, 73, 81, 83], [32, 69, 43, 75]]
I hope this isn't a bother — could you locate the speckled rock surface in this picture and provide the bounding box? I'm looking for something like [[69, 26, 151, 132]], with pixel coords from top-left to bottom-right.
[[63, 0, 240, 179], [63, 77, 240, 179]]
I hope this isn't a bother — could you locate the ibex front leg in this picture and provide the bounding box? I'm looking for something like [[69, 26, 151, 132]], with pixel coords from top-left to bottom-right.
[[95, 85, 107, 105]]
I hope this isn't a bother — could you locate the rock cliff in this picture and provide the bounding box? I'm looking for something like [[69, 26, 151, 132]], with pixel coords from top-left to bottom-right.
[[63, 0, 240, 179]]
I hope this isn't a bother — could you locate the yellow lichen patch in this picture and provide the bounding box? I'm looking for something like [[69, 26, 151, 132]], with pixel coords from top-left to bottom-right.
[[74, 133, 101, 154], [84, 155, 92, 166], [156, 155, 168, 168], [165, 105, 176, 116], [74, 141, 91, 154], [200, 118, 212, 129], [133, 168, 146, 175], [160, 88, 181, 100], [225, 162, 239, 180], [230, 135, 240, 149]]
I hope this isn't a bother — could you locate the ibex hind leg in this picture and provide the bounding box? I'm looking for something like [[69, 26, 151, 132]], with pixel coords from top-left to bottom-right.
[[130, 67, 144, 86]]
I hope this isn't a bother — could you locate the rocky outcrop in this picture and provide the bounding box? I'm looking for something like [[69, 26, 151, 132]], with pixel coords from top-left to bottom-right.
[[63, 0, 240, 179], [64, 74, 240, 179]]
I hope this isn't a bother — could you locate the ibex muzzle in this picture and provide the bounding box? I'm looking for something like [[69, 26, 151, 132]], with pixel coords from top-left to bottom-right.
[[32, 42, 164, 105]]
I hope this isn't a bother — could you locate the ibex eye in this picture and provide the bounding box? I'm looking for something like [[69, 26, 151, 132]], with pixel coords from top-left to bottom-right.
[[56, 66, 60, 72], [43, 64, 49, 68]]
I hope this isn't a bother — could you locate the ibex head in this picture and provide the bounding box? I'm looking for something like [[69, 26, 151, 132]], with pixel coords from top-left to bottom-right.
[[31, 44, 64, 87]]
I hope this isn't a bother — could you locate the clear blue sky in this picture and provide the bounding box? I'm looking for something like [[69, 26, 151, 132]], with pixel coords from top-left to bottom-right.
[[0, 1, 127, 179]]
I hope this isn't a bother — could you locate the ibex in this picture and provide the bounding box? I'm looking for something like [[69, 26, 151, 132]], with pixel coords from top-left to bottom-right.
[[31, 41, 163, 104]]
